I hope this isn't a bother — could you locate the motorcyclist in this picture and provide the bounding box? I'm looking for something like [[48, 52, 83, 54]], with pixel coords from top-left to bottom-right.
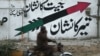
[[36, 26, 56, 56]]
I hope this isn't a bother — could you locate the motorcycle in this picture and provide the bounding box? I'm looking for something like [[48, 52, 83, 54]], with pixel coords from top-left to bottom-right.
[[26, 42, 72, 56]]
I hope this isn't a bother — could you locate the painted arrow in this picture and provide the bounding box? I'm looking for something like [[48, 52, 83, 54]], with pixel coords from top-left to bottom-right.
[[15, 2, 90, 36]]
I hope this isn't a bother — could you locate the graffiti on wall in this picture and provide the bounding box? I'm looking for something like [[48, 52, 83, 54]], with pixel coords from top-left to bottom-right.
[[15, 1, 91, 37], [9, 0, 65, 16], [10, 4, 23, 16], [24, 0, 64, 12], [0, 17, 8, 25], [50, 17, 92, 36]]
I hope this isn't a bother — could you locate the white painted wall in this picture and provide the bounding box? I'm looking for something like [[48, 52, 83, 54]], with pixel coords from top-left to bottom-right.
[[0, 0, 99, 40]]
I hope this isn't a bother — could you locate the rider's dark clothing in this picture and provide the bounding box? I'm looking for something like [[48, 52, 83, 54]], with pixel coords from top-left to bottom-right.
[[36, 26, 56, 56]]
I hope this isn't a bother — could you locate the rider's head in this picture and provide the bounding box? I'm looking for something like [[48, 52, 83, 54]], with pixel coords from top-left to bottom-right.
[[40, 26, 47, 33]]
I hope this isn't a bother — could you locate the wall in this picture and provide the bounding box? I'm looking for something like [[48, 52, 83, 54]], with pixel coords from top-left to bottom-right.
[[0, 0, 99, 40]]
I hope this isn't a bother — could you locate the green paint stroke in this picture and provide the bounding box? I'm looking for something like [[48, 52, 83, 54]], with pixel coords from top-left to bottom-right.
[[15, 19, 43, 36]]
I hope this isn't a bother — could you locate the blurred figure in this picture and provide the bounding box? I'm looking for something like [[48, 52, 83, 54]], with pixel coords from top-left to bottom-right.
[[36, 26, 56, 56]]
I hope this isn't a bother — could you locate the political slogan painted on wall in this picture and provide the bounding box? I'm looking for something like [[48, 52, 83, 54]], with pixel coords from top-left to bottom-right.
[[14, 0, 93, 38]]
